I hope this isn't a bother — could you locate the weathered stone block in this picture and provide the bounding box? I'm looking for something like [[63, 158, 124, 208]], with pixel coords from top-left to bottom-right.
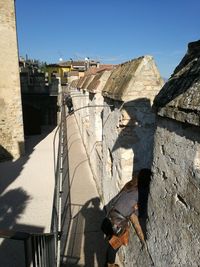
[[0, 0, 24, 160], [148, 117, 200, 266]]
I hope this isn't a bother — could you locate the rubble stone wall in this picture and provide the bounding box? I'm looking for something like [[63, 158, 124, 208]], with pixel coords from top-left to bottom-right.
[[102, 98, 157, 204], [70, 56, 165, 266], [147, 40, 200, 267], [147, 117, 200, 267], [87, 92, 104, 196], [0, 0, 24, 160], [101, 56, 164, 205]]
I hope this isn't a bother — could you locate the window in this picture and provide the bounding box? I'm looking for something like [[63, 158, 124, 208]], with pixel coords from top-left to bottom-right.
[[63, 72, 68, 78]]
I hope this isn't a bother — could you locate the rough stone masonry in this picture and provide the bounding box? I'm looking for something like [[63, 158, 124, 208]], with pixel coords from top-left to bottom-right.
[[0, 0, 24, 161], [70, 44, 200, 266], [147, 40, 200, 267], [70, 55, 164, 266]]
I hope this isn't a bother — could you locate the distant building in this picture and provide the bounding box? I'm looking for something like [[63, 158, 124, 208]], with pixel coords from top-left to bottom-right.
[[47, 62, 71, 85], [67, 70, 80, 84], [71, 61, 86, 74], [19, 57, 48, 92], [84, 64, 115, 76], [46, 59, 100, 85], [19, 57, 58, 135]]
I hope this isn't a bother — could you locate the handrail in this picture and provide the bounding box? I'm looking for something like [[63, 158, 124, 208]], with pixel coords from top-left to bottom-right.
[[0, 229, 30, 240], [51, 91, 72, 266], [0, 229, 55, 267], [0, 229, 54, 240]]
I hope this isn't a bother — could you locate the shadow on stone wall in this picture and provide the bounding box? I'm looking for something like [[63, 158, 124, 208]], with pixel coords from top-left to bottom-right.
[[112, 98, 154, 171], [111, 98, 155, 239], [102, 97, 157, 267], [137, 169, 151, 241]]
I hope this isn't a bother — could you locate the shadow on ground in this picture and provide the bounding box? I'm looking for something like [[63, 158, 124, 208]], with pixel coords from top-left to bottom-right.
[[62, 197, 108, 267], [0, 126, 55, 267]]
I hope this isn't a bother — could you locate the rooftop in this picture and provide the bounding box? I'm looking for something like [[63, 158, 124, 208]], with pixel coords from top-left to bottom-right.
[[102, 56, 163, 102], [87, 70, 112, 93]]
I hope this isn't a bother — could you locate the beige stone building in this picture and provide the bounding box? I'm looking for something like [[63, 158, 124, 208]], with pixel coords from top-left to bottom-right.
[[0, 0, 24, 160]]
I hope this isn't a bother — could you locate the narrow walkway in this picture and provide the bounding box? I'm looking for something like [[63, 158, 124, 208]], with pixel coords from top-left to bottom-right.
[[0, 127, 56, 232], [0, 115, 109, 266], [0, 126, 57, 266], [62, 114, 107, 267]]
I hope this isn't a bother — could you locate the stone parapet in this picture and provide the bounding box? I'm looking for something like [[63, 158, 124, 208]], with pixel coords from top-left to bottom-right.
[[154, 40, 200, 126], [87, 70, 112, 93], [102, 56, 164, 103], [148, 117, 200, 266], [70, 55, 164, 266], [149, 40, 200, 266], [81, 75, 95, 90]]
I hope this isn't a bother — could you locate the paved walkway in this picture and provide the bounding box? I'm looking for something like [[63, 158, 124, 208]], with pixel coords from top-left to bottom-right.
[[0, 126, 57, 266], [0, 115, 109, 266], [0, 127, 57, 232], [62, 114, 107, 267]]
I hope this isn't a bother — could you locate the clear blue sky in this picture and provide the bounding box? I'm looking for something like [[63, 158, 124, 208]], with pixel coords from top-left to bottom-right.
[[15, 0, 200, 78]]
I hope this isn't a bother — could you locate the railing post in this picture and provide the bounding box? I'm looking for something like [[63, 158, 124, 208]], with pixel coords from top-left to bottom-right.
[[24, 236, 34, 267], [56, 99, 65, 267]]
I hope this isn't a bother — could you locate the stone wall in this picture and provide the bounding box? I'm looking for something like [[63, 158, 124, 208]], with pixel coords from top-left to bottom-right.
[[102, 56, 163, 103], [146, 40, 200, 266], [70, 56, 164, 266], [71, 69, 117, 198], [0, 0, 24, 160], [86, 70, 112, 196], [102, 97, 157, 202], [101, 56, 164, 204], [71, 55, 164, 195], [70, 41, 200, 267], [147, 117, 200, 267]]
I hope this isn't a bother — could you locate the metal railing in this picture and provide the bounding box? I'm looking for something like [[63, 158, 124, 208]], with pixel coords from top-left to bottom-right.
[[0, 92, 71, 267], [0, 230, 55, 267], [52, 96, 72, 266]]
